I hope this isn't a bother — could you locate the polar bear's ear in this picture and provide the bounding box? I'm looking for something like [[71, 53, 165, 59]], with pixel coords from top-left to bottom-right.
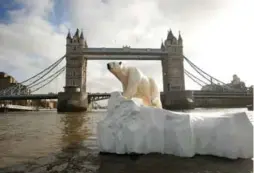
[[119, 62, 122, 65]]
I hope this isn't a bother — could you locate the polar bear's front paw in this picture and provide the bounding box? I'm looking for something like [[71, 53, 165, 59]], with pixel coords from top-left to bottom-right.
[[151, 99, 162, 109]]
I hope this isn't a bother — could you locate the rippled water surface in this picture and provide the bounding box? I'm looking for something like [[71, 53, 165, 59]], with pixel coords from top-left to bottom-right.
[[0, 108, 253, 172], [0, 110, 106, 168]]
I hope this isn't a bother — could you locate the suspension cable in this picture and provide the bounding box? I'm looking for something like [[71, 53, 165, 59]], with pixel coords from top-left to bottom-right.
[[184, 70, 204, 87], [184, 56, 246, 92], [28, 66, 66, 89], [31, 67, 66, 93], [9, 59, 65, 95], [20, 55, 66, 84], [0, 55, 66, 95], [0, 56, 65, 95], [184, 58, 212, 84], [184, 56, 226, 84], [184, 69, 209, 86], [26, 58, 65, 88], [16, 66, 66, 95]]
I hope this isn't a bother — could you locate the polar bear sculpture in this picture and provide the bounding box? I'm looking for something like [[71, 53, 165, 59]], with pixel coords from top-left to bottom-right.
[[107, 62, 162, 108]]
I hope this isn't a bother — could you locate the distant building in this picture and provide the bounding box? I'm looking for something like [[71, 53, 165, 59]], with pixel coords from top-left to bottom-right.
[[0, 72, 17, 90], [0, 72, 31, 94], [31, 99, 57, 109], [201, 74, 248, 92], [0, 72, 31, 106]]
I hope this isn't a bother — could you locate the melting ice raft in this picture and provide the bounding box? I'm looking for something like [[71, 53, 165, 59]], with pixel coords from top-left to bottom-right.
[[97, 92, 253, 159]]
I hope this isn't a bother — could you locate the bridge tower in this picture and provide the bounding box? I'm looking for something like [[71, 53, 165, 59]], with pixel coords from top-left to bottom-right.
[[57, 29, 88, 112], [161, 30, 193, 109]]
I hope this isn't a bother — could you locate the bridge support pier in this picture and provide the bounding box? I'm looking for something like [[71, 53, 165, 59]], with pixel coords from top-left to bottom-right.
[[57, 87, 88, 112], [161, 91, 195, 110]]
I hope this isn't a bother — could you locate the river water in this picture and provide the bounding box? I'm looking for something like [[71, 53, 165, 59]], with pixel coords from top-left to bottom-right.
[[0, 108, 253, 172]]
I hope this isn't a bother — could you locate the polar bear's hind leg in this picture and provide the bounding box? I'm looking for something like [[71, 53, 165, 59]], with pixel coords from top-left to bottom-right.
[[148, 77, 162, 108], [142, 96, 152, 106]]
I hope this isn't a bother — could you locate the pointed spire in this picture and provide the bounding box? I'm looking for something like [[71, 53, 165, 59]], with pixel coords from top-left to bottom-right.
[[167, 29, 174, 40], [178, 30, 183, 45], [84, 40, 88, 48], [66, 29, 71, 39], [178, 31, 182, 40], [161, 40, 165, 50], [74, 28, 80, 37], [80, 30, 84, 39]]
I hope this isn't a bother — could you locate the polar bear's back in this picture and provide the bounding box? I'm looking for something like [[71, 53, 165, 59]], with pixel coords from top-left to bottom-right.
[[132, 69, 159, 100]]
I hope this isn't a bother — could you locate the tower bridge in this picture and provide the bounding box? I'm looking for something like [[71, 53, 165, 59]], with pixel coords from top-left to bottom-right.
[[59, 28, 188, 112], [0, 28, 252, 112]]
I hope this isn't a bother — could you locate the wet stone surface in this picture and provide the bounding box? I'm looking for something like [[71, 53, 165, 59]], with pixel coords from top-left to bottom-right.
[[0, 142, 253, 173], [0, 143, 100, 173]]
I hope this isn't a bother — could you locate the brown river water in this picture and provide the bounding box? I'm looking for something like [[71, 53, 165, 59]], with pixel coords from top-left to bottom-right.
[[0, 108, 253, 173]]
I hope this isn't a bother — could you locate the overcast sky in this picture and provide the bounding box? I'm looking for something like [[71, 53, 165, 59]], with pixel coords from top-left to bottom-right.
[[0, 0, 253, 94]]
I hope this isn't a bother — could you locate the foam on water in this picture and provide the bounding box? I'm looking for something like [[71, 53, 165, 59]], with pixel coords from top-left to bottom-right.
[[97, 92, 253, 159]]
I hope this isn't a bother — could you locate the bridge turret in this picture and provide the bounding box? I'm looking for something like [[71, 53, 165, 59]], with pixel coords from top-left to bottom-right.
[[166, 29, 175, 41], [66, 29, 72, 44], [73, 28, 80, 40], [161, 29, 191, 109], [161, 41, 165, 51], [164, 29, 178, 53], [162, 29, 185, 91], [60, 28, 89, 112], [66, 28, 86, 54], [177, 31, 183, 54], [84, 40, 88, 48], [178, 31, 183, 46], [79, 30, 87, 47], [80, 30, 84, 40]]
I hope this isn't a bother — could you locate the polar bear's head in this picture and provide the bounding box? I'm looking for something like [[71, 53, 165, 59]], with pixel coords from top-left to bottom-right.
[[107, 61, 123, 74]]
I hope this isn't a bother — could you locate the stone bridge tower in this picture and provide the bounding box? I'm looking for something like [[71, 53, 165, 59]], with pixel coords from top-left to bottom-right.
[[161, 30, 193, 109], [57, 29, 88, 112]]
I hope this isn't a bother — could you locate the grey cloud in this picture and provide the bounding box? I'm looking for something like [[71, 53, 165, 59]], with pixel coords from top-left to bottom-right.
[[67, 0, 252, 91], [0, 0, 67, 94], [1, 0, 253, 95], [157, 0, 228, 18]]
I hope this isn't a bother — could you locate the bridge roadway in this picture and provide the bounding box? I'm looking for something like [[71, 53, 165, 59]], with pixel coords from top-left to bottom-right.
[[0, 91, 252, 101], [82, 47, 167, 56], [70, 47, 168, 60]]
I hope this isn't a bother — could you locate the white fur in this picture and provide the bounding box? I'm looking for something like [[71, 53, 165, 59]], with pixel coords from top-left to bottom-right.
[[107, 62, 162, 108]]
